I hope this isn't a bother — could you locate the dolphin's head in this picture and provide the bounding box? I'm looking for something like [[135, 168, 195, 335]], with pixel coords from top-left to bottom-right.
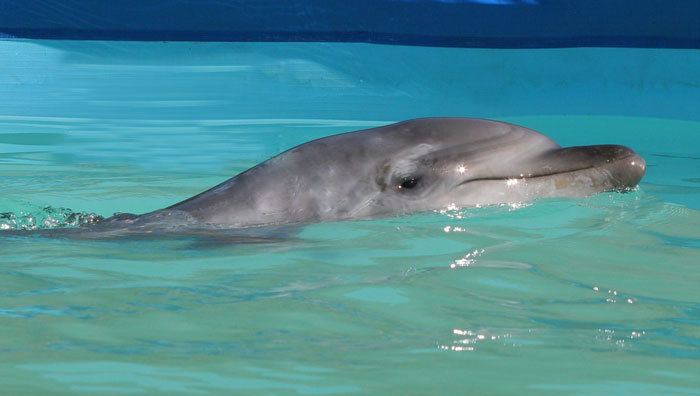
[[172, 118, 646, 227], [360, 118, 646, 216]]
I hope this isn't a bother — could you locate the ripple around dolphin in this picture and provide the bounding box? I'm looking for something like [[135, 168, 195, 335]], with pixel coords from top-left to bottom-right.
[[0, 206, 103, 231]]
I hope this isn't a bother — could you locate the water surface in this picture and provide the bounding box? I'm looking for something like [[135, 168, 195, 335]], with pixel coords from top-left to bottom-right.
[[1, 40, 699, 395]]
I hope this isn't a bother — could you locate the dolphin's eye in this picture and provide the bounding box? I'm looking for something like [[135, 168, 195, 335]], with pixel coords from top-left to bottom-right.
[[398, 175, 421, 190]]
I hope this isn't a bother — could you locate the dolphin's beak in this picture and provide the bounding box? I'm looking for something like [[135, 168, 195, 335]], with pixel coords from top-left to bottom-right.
[[535, 145, 646, 190]]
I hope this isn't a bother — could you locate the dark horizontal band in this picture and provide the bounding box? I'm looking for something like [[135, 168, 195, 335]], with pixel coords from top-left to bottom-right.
[[1, 0, 698, 48]]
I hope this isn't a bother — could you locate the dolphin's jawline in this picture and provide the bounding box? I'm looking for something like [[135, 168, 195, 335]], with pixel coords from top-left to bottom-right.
[[456, 165, 596, 186]]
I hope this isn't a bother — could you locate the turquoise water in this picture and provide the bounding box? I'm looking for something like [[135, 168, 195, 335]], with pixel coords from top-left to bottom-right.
[[1, 40, 699, 394]]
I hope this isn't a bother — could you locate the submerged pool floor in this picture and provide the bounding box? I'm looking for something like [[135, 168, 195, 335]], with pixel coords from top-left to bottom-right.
[[0, 40, 699, 395]]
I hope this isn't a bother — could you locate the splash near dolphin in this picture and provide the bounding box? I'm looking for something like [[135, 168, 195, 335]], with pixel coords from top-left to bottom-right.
[[2, 118, 645, 237]]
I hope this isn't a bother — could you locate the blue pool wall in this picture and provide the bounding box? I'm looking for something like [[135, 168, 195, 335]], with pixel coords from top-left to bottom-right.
[[1, 41, 700, 124], [1, 1, 699, 124], [1, 0, 699, 49]]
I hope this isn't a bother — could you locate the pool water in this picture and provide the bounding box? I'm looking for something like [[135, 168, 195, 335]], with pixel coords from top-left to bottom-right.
[[1, 40, 699, 395]]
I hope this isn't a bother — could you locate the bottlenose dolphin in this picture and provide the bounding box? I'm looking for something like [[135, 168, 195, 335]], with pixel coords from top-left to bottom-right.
[[3, 118, 646, 237]]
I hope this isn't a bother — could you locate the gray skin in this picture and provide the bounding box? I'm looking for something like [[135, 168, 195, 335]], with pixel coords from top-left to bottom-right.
[[2, 118, 646, 238], [124, 117, 646, 229]]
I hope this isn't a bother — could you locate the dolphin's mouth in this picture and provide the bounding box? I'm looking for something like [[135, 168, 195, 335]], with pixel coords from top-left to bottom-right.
[[457, 145, 646, 191]]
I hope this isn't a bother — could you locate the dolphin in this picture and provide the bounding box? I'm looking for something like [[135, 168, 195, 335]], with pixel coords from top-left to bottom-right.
[[2, 118, 645, 238]]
